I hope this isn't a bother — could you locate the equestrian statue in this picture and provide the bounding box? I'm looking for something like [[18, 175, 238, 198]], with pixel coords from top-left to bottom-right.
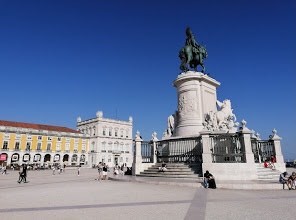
[[179, 27, 208, 73]]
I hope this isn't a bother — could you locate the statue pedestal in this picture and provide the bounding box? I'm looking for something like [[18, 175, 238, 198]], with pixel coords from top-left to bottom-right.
[[173, 71, 220, 137]]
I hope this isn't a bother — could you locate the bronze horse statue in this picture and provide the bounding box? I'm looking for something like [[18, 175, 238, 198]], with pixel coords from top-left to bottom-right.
[[179, 44, 208, 73]]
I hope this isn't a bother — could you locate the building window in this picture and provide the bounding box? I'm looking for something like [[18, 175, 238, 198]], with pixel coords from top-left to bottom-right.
[[125, 144, 129, 152], [102, 142, 106, 152], [121, 143, 124, 152], [102, 156, 105, 163], [115, 142, 119, 151], [108, 155, 111, 162], [74, 139, 79, 144], [27, 135, 32, 140], [26, 142, 31, 151], [93, 126, 96, 136], [37, 142, 42, 151], [15, 142, 20, 150], [4, 133, 10, 139], [57, 137, 62, 142], [74, 144, 78, 150], [56, 144, 61, 151], [47, 143, 51, 151], [65, 143, 70, 151], [48, 136, 52, 141], [120, 130, 123, 138], [2, 141, 8, 149], [66, 137, 70, 142], [38, 136, 42, 140], [103, 127, 106, 136], [109, 128, 112, 136], [108, 142, 112, 152], [16, 134, 21, 139], [126, 129, 129, 138]]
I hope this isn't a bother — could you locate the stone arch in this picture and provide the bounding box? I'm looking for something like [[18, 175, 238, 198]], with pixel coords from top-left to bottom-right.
[[63, 154, 69, 162], [23, 153, 31, 163], [11, 153, 20, 164], [0, 153, 8, 166], [44, 154, 51, 163]]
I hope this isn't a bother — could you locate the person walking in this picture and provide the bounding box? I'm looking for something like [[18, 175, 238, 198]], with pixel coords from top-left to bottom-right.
[[17, 164, 28, 183], [77, 165, 80, 176], [97, 162, 103, 181], [1, 165, 7, 175]]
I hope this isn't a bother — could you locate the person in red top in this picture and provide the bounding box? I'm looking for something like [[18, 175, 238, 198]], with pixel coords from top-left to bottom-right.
[[270, 155, 276, 169]]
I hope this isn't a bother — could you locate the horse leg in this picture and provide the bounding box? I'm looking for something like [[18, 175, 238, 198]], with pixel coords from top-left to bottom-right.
[[200, 63, 205, 73]]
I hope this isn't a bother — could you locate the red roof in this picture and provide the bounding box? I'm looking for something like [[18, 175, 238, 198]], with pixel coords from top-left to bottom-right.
[[0, 120, 80, 134]]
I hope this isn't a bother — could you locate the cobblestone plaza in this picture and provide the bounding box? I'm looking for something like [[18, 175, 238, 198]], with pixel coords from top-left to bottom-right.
[[0, 168, 295, 220]]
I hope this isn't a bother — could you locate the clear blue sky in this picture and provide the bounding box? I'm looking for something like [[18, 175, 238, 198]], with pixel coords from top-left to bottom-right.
[[0, 1, 295, 160]]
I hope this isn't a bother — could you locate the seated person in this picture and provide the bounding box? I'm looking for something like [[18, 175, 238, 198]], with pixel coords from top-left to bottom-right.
[[263, 160, 269, 168], [279, 172, 289, 189], [158, 162, 167, 172], [204, 170, 216, 189], [288, 172, 296, 190]]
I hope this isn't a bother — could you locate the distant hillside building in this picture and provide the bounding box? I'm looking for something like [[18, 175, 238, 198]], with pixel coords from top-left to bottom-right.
[[0, 120, 89, 167], [76, 111, 133, 168]]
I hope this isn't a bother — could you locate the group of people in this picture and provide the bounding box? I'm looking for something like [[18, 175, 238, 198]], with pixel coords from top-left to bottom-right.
[[52, 164, 66, 175], [113, 163, 128, 176], [96, 162, 109, 181], [279, 171, 296, 190], [158, 162, 167, 172], [264, 155, 276, 170]]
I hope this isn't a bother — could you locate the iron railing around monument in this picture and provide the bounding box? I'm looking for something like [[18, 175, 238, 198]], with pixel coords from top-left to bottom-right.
[[156, 137, 202, 164], [141, 141, 154, 163], [210, 134, 246, 163], [251, 139, 275, 163]]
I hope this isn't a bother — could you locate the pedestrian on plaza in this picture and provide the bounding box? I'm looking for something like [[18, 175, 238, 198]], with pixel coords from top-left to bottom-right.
[[204, 170, 216, 189], [279, 171, 289, 189], [1, 165, 7, 175], [97, 162, 103, 181], [52, 166, 56, 175], [23, 164, 28, 183], [102, 163, 108, 180], [77, 165, 81, 176], [288, 172, 296, 190], [18, 164, 28, 183]]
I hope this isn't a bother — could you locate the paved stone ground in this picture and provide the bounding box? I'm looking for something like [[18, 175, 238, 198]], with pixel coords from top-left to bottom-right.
[[0, 167, 295, 220]]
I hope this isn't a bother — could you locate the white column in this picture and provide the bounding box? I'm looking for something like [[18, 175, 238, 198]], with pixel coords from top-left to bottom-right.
[[269, 129, 284, 164], [240, 120, 255, 164], [132, 131, 143, 175], [151, 132, 158, 164], [173, 71, 220, 137]]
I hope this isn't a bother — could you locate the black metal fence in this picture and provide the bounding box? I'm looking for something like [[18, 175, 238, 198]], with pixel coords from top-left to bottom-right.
[[210, 134, 246, 163], [141, 141, 154, 163], [251, 139, 275, 163], [156, 137, 202, 164]]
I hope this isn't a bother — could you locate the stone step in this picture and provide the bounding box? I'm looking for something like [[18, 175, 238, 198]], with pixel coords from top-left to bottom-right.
[[147, 167, 195, 172], [140, 171, 196, 175], [154, 163, 200, 167], [137, 173, 201, 179]]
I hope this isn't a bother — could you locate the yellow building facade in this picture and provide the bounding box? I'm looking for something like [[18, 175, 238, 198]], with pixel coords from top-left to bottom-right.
[[0, 120, 89, 167]]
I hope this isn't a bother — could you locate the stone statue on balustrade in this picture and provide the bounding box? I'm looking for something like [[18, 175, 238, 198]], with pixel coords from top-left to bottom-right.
[[179, 27, 208, 73], [203, 99, 239, 132], [163, 113, 178, 138]]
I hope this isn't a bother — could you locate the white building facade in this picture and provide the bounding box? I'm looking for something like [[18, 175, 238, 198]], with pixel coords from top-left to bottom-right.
[[77, 111, 133, 168]]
